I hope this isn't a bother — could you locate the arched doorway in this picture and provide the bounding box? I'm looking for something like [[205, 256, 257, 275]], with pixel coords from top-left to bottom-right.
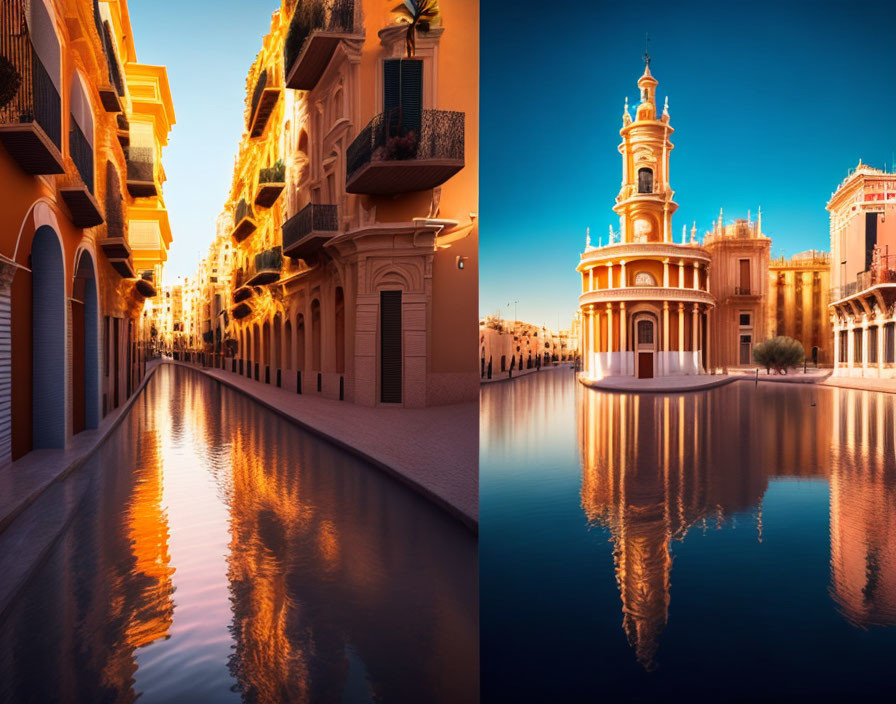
[[284, 318, 292, 370], [334, 287, 345, 373], [310, 299, 321, 371], [31, 225, 66, 450], [72, 249, 100, 434]]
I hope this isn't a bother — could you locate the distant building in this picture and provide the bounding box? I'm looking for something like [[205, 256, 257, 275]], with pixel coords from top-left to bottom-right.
[[828, 162, 896, 377], [479, 317, 571, 379], [768, 250, 831, 364]]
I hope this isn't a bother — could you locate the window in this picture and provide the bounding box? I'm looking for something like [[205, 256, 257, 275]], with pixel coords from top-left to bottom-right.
[[739, 312, 751, 327], [383, 58, 423, 135], [738, 259, 751, 294], [839, 331, 848, 363], [637, 168, 654, 194], [854, 329, 863, 363], [886, 323, 895, 363], [869, 326, 879, 364], [637, 319, 654, 345]]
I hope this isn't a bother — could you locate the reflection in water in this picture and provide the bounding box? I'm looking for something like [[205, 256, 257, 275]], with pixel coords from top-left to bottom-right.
[[481, 369, 896, 700], [0, 365, 477, 704], [577, 380, 896, 669]]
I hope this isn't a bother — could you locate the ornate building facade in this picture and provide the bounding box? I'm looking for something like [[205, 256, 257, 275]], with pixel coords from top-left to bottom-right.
[[577, 61, 714, 380], [0, 0, 173, 463], [768, 250, 832, 364], [828, 162, 896, 377], [213, 0, 477, 407]]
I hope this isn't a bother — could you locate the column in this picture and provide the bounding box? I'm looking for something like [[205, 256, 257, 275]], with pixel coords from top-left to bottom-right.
[[620, 302, 627, 375], [878, 323, 885, 374], [678, 302, 685, 373], [692, 304, 699, 373], [663, 259, 670, 287], [586, 307, 593, 375], [620, 261, 627, 287], [706, 311, 712, 373], [862, 324, 868, 373], [607, 262, 614, 289], [594, 305, 601, 370], [693, 262, 700, 290], [606, 303, 614, 372], [662, 301, 670, 376], [589, 268, 594, 292], [833, 324, 840, 373], [678, 261, 685, 289]]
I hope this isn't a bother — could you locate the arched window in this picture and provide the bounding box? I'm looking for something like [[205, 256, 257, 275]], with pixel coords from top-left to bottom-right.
[[310, 300, 321, 371], [637, 167, 653, 194]]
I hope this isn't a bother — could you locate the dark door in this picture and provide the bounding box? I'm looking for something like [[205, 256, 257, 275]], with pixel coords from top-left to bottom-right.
[[637, 352, 653, 379], [380, 291, 402, 403], [739, 334, 752, 365]]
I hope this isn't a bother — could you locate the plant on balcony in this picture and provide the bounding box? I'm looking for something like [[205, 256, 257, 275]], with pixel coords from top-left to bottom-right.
[[753, 336, 805, 375], [259, 159, 285, 184], [202, 330, 214, 344], [285, 0, 326, 73], [392, 0, 440, 57], [0, 56, 21, 109]]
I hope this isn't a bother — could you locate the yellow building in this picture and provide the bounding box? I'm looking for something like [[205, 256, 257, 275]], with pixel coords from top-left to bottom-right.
[[768, 250, 832, 365], [577, 59, 714, 380], [220, 0, 478, 406]]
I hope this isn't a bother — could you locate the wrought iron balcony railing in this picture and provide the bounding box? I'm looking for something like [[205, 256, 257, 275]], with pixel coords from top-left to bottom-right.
[[282, 203, 338, 259], [733, 286, 752, 296], [346, 109, 465, 195], [284, 0, 358, 90], [829, 259, 896, 303], [0, 2, 64, 174], [245, 246, 283, 286], [59, 121, 104, 227], [248, 68, 280, 138], [126, 146, 157, 197], [69, 121, 94, 194]]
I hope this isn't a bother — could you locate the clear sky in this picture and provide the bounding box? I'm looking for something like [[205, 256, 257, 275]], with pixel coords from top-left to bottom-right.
[[480, 0, 896, 330], [127, 0, 278, 282]]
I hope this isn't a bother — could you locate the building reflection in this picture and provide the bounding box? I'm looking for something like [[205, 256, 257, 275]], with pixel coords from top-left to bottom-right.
[[577, 382, 896, 669], [222, 391, 477, 703]]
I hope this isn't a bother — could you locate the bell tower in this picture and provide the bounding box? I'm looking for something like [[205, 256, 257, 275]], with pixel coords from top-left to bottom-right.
[[615, 57, 677, 244]]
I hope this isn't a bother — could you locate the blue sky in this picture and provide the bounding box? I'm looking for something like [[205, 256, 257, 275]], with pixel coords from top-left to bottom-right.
[[127, 0, 278, 281], [480, 0, 896, 329]]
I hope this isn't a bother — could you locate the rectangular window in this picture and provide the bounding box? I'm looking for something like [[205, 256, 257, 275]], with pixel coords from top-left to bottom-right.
[[839, 331, 848, 363], [868, 326, 879, 363], [886, 323, 895, 363], [738, 259, 751, 294], [739, 312, 751, 327], [854, 328, 863, 364]]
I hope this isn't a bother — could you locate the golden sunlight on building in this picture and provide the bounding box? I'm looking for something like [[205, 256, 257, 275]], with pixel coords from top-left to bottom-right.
[[768, 250, 832, 364], [828, 162, 896, 377], [478, 316, 572, 379], [577, 60, 714, 381], [179, 0, 480, 408], [0, 0, 174, 465]]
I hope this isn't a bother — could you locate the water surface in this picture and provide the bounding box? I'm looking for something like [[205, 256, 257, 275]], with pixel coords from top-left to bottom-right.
[[481, 368, 896, 702], [1, 364, 477, 704]]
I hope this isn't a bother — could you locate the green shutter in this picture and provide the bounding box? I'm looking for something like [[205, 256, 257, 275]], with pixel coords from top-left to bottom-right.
[[383, 58, 422, 134]]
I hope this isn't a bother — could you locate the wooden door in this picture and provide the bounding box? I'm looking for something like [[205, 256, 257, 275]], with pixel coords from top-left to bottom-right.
[[638, 352, 654, 379]]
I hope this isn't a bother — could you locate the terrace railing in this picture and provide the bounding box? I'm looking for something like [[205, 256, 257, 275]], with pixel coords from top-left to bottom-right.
[[126, 146, 155, 183], [282, 203, 338, 253], [69, 121, 94, 194], [284, 0, 357, 78]]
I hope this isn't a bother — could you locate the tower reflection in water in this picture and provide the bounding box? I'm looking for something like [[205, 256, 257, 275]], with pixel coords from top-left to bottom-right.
[[577, 382, 896, 669], [0, 365, 476, 704]]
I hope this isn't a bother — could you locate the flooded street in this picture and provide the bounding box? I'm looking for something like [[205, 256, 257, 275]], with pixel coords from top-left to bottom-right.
[[481, 368, 896, 702], [0, 364, 477, 704]]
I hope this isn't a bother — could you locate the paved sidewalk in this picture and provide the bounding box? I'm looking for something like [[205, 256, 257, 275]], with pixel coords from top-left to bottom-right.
[[169, 360, 478, 530], [580, 373, 735, 393], [727, 367, 832, 384], [820, 376, 896, 395], [480, 363, 569, 384]]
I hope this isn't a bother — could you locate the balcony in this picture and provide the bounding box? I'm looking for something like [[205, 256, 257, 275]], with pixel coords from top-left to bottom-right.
[[248, 70, 280, 139], [254, 161, 285, 208], [829, 256, 896, 304], [98, 19, 124, 113], [60, 122, 103, 228], [346, 109, 465, 195], [100, 235, 135, 278], [116, 114, 129, 147], [244, 246, 283, 286], [231, 301, 252, 320], [231, 267, 252, 303], [136, 270, 157, 298], [126, 146, 157, 197], [284, 0, 358, 91], [0, 25, 64, 175], [282, 203, 338, 259], [231, 199, 257, 242]]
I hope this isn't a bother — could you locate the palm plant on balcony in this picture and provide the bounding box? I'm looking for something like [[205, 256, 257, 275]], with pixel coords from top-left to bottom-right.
[[392, 0, 440, 57]]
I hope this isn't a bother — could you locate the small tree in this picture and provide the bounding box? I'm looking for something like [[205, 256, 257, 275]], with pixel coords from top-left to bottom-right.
[[752, 336, 805, 375]]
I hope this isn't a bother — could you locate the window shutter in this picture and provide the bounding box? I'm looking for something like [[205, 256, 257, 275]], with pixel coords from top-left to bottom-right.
[[380, 290, 402, 403], [382, 58, 422, 134]]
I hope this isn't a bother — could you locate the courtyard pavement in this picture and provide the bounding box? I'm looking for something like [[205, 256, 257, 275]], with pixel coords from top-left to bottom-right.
[[169, 360, 478, 531], [579, 373, 736, 393], [480, 362, 570, 384]]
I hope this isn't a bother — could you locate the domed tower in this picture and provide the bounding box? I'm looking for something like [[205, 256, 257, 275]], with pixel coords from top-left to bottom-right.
[[576, 59, 715, 381]]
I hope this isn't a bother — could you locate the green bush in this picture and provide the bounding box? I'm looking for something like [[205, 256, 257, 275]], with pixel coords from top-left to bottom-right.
[[0, 55, 21, 109], [752, 336, 805, 375], [259, 159, 285, 184]]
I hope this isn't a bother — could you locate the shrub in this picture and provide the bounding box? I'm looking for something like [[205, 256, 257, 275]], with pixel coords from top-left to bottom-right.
[[284, 0, 326, 73], [259, 159, 285, 184], [752, 336, 805, 375], [0, 55, 21, 109]]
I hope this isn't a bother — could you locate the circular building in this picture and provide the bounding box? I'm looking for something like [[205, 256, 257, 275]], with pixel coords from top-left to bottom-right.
[[577, 61, 714, 380]]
